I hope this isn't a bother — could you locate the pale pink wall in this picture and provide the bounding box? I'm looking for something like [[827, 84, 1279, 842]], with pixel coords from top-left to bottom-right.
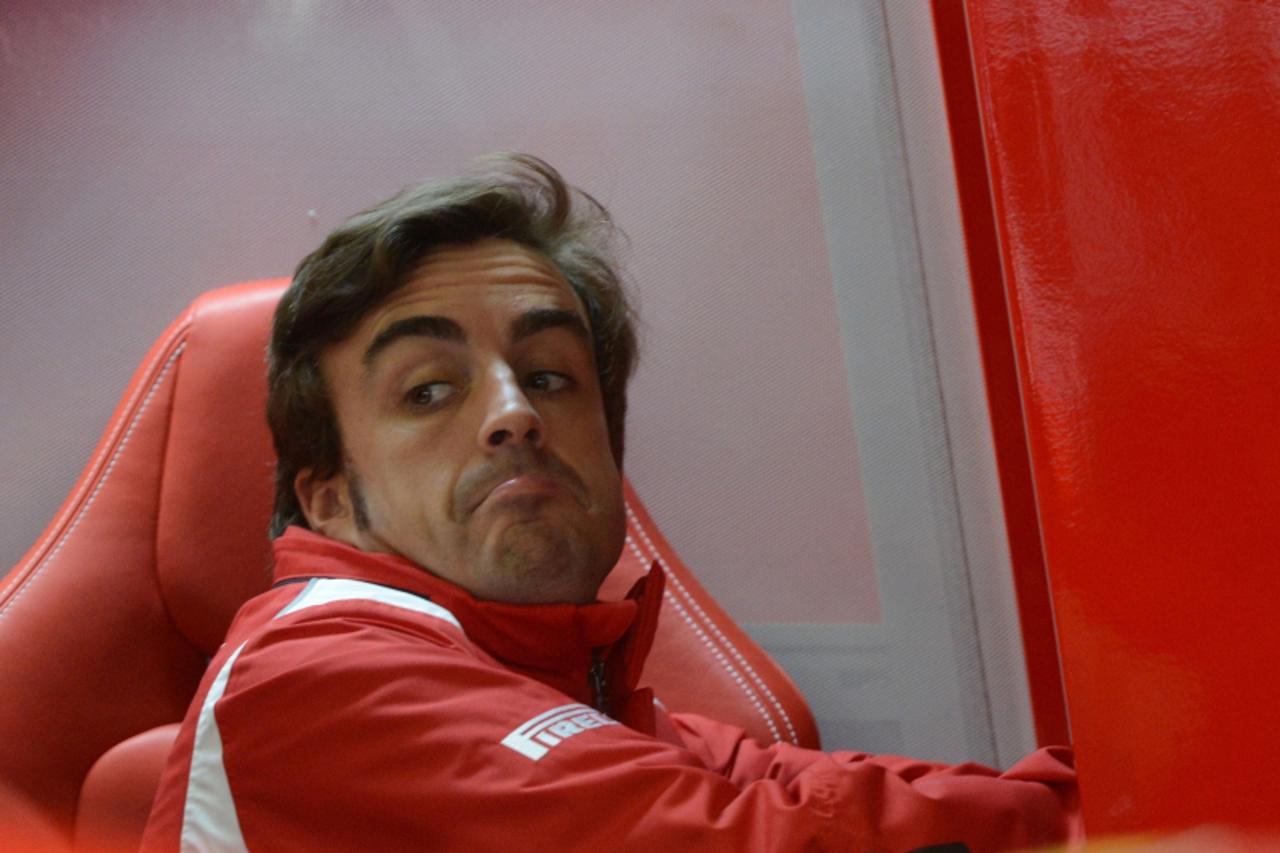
[[1, 1, 877, 623]]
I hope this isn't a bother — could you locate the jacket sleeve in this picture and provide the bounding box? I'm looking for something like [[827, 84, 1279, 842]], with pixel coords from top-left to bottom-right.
[[200, 609, 1077, 853], [669, 710, 1082, 848]]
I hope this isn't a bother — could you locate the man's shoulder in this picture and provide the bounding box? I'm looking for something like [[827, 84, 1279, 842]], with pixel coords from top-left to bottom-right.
[[229, 576, 473, 659], [209, 576, 480, 699], [204, 578, 500, 745]]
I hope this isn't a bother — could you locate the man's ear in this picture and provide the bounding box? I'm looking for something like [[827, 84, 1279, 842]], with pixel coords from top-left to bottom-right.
[[294, 467, 358, 544]]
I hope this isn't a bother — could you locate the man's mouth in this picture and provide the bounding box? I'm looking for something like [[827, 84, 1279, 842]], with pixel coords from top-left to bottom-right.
[[482, 474, 569, 506], [454, 456, 589, 519]]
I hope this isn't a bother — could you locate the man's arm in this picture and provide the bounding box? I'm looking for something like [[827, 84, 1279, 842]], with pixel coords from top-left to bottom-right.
[[670, 710, 1081, 848]]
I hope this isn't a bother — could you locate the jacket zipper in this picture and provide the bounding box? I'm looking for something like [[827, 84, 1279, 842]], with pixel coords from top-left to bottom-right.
[[589, 652, 609, 715]]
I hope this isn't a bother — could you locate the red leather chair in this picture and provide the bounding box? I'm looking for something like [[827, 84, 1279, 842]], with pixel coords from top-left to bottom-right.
[[0, 281, 819, 850]]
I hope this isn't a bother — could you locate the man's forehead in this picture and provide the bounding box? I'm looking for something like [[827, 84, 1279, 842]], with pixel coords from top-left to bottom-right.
[[416, 238, 559, 277], [320, 240, 592, 384], [369, 239, 583, 326]]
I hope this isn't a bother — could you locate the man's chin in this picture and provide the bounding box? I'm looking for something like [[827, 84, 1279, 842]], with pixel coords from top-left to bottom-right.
[[479, 520, 600, 604]]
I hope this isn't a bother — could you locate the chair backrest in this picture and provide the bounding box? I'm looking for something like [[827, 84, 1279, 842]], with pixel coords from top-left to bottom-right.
[[0, 281, 818, 848]]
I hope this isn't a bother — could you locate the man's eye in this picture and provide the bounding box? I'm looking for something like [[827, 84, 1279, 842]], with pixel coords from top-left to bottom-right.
[[404, 381, 456, 408], [525, 371, 571, 393]]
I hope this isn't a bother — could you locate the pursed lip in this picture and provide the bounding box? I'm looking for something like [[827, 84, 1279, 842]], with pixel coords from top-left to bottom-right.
[[453, 454, 591, 520], [481, 473, 569, 506]]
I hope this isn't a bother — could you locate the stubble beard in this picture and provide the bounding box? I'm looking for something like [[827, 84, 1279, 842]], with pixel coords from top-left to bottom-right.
[[486, 516, 596, 604], [346, 460, 611, 604]]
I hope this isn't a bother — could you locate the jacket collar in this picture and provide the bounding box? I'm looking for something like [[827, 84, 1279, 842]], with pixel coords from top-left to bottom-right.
[[271, 527, 664, 711]]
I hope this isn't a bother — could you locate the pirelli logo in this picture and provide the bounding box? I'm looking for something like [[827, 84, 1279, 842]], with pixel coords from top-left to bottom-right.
[[501, 703, 619, 761]]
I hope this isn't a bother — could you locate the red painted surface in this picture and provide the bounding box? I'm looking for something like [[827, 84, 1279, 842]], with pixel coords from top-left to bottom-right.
[[930, 0, 1069, 750], [963, 0, 1280, 834]]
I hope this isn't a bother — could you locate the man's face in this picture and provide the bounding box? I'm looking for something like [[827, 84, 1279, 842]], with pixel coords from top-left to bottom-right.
[[295, 238, 626, 604]]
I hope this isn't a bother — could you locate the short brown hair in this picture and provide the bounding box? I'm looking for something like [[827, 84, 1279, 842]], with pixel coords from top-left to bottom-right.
[[266, 154, 638, 538]]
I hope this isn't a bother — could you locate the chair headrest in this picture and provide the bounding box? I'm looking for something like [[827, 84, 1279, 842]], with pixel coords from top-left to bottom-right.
[[155, 281, 287, 654]]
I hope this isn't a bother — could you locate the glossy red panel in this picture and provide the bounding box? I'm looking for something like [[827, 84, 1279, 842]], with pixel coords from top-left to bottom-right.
[[931, 0, 1069, 749], [963, 0, 1280, 834]]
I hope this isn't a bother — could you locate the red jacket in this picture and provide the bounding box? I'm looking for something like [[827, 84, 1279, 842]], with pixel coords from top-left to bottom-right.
[[144, 527, 1077, 852]]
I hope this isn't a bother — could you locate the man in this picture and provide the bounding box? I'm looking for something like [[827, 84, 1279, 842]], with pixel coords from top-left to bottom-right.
[[144, 155, 1078, 851]]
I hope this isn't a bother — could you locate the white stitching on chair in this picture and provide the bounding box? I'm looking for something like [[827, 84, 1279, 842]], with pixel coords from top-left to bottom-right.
[[1, 320, 190, 604], [625, 505, 800, 745], [0, 342, 187, 620], [665, 572, 800, 745], [624, 529, 783, 744]]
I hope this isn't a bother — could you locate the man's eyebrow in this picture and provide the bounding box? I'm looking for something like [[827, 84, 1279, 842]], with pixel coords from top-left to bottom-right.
[[510, 308, 590, 344], [362, 315, 466, 370]]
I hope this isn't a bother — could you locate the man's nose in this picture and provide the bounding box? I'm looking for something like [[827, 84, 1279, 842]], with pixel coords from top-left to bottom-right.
[[477, 366, 544, 452]]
